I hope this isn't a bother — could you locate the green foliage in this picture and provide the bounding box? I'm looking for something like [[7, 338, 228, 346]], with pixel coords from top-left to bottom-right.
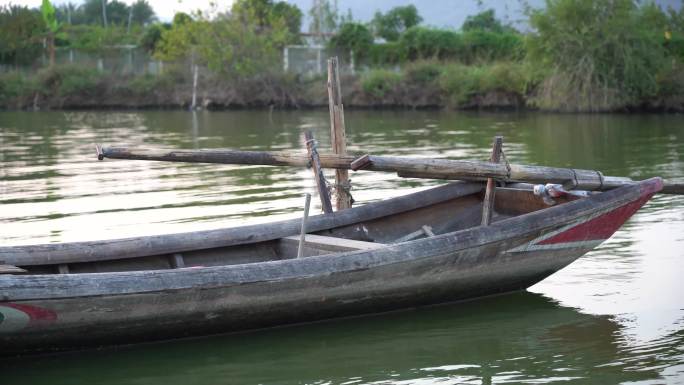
[[155, 11, 285, 77], [139, 23, 170, 52], [439, 62, 527, 105], [41, 0, 59, 33], [0, 72, 37, 104], [404, 60, 442, 84], [461, 30, 523, 63], [59, 0, 155, 26], [308, 0, 339, 36], [129, 0, 156, 25], [526, 0, 669, 110], [462, 9, 504, 33], [0, 5, 45, 66], [172, 12, 192, 26], [656, 61, 684, 97], [65, 24, 138, 52], [396, 26, 522, 64], [271, 2, 303, 36], [127, 72, 177, 94], [36, 64, 101, 96], [328, 23, 373, 59], [399, 26, 462, 60], [371, 5, 422, 41], [155, 1, 301, 76], [361, 69, 403, 97], [231, 0, 301, 43], [367, 42, 402, 65]]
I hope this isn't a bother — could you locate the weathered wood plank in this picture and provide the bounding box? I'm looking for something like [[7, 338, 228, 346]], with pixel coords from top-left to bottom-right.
[[170, 253, 185, 268], [305, 131, 333, 214], [0, 264, 27, 274], [327, 56, 352, 210], [3, 179, 656, 303], [482, 136, 503, 226], [297, 193, 312, 259], [283, 234, 381, 253], [0, 182, 484, 266]]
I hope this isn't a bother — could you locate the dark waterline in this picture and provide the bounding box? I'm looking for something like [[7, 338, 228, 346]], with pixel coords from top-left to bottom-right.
[[0, 110, 682, 384]]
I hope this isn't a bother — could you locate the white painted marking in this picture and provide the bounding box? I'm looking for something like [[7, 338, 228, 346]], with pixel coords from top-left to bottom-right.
[[0, 306, 30, 333]]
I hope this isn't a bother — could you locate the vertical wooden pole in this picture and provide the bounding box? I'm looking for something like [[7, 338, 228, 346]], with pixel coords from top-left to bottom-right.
[[297, 193, 312, 259], [481, 136, 503, 226], [327, 56, 352, 210], [305, 130, 333, 214]]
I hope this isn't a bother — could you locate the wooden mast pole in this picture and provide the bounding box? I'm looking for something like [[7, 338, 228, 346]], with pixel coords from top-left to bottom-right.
[[327, 57, 352, 210], [481, 136, 503, 226]]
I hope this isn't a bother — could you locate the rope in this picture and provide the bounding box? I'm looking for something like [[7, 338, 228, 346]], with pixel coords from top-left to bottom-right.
[[327, 179, 354, 205], [500, 148, 512, 180], [569, 168, 579, 189]]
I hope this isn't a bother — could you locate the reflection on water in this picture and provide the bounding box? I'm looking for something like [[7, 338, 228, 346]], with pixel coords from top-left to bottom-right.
[[2, 293, 682, 385], [1, 110, 683, 383]]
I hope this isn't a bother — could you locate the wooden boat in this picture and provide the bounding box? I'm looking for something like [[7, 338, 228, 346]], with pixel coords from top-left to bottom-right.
[[0, 176, 663, 357]]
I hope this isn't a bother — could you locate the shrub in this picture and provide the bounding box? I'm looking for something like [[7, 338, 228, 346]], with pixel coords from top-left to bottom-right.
[[0, 72, 37, 104], [396, 26, 523, 64], [461, 30, 523, 63], [36, 65, 101, 97], [328, 22, 373, 61], [438, 62, 527, 106], [404, 60, 442, 84], [361, 69, 403, 97], [399, 26, 462, 61], [367, 42, 402, 66], [526, 0, 668, 110]]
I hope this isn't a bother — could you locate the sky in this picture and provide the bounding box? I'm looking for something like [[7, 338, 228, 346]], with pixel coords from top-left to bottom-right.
[[0, 0, 236, 21], [2, 0, 682, 29]]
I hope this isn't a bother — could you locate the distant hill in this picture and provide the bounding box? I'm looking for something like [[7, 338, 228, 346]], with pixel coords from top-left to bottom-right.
[[289, 0, 683, 32]]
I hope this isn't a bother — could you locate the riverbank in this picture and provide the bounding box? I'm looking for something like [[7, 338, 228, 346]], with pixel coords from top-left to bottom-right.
[[1, 63, 683, 112]]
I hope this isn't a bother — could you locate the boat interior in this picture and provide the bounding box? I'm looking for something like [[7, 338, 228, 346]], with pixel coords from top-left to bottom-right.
[[1, 185, 578, 276]]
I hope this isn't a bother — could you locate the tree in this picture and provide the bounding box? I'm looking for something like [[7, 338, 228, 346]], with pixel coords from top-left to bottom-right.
[[271, 1, 303, 36], [462, 9, 503, 33], [0, 5, 44, 66], [371, 5, 422, 41], [328, 22, 373, 60], [139, 23, 169, 52], [41, 0, 61, 67], [527, 0, 668, 111], [130, 0, 156, 25], [155, 7, 290, 77], [309, 0, 338, 37], [231, 0, 301, 43], [81, 0, 129, 26]]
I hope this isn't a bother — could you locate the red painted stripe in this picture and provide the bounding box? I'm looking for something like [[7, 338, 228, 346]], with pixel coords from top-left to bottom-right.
[[1, 303, 57, 324], [538, 194, 654, 245]]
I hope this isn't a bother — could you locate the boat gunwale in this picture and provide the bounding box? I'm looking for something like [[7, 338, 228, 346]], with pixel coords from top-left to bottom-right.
[[0, 182, 485, 266], [1, 178, 663, 302]]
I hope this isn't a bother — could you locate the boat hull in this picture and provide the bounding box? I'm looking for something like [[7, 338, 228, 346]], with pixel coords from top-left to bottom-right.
[[0, 178, 663, 356]]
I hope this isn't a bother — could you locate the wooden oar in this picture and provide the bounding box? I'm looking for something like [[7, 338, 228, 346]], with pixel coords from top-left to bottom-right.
[[97, 146, 683, 194]]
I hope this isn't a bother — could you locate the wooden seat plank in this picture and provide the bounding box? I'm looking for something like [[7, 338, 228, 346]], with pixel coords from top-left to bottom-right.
[[0, 265, 27, 274], [281, 234, 381, 253]]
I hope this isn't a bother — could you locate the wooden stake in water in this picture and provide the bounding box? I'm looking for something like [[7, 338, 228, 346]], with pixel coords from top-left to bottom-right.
[[305, 131, 333, 214], [190, 64, 198, 110], [327, 57, 352, 210], [297, 193, 312, 259], [481, 136, 503, 226]]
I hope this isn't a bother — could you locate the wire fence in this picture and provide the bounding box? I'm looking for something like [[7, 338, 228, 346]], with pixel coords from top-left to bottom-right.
[[1, 45, 355, 77]]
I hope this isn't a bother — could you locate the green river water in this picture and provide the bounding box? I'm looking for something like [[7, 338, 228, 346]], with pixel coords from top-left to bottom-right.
[[0, 110, 682, 384]]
